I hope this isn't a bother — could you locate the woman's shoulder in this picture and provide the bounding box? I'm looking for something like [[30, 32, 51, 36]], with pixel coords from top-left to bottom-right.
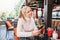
[[18, 18, 25, 23], [18, 18, 23, 22], [18, 18, 22, 20]]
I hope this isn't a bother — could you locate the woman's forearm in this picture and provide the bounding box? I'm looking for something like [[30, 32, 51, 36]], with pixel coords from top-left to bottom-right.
[[17, 31, 33, 37]]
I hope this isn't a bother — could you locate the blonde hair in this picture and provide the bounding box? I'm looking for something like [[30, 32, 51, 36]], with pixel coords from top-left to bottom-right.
[[19, 6, 29, 21]]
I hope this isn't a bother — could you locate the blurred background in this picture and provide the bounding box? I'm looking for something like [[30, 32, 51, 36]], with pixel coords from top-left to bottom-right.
[[0, 0, 60, 40]]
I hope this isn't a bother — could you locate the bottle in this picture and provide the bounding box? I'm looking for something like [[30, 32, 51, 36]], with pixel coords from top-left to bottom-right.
[[52, 28, 58, 39], [47, 27, 53, 37]]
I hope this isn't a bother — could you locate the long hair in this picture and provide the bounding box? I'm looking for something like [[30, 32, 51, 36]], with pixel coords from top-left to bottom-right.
[[18, 6, 29, 21]]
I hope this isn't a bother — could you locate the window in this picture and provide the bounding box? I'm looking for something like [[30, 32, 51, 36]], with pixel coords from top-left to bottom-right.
[[0, 0, 26, 21]]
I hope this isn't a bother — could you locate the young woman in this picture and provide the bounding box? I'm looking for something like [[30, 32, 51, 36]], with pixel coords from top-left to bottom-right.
[[17, 6, 41, 40]]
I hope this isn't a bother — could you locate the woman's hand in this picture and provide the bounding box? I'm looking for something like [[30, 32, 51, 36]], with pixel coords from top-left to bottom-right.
[[32, 30, 41, 36]]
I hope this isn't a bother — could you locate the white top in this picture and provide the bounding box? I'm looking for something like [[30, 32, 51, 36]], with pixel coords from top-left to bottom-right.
[[17, 18, 38, 37]]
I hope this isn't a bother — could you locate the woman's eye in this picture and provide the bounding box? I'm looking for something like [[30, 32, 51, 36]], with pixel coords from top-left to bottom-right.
[[27, 10, 32, 13], [27, 11, 29, 13]]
